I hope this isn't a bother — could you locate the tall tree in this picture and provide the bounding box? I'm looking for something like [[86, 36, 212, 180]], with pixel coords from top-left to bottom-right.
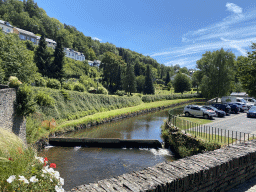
[[100, 52, 126, 93], [34, 34, 51, 77], [144, 65, 155, 94], [52, 36, 65, 80], [173, 72, 191, 94], [165, 71, 170, 86], [237, 43, 256, 96], [196, 48, 235, 98], [123, 63, 136, 95]]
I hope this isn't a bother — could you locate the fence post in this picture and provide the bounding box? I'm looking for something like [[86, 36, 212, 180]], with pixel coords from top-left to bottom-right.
[[228, 130, 229, 146], [232, 131, 233, 145], [236, 131, 237, 144], [240, 132, 241, 144], [244, 133, 245, 143], [218, 128, 219, 142], [221, 129, 222, 143], [225, 130, 226, 144], [212, 127, 213, 140]]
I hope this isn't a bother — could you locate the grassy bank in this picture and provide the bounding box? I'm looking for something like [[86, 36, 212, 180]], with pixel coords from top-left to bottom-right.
[[0, 129, 64, 191], [55, 98, 200, 132], [26, 86, 201, 144]]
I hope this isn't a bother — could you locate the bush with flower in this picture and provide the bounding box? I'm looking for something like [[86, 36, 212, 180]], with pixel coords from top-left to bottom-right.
[[1, 156, 64, 192]]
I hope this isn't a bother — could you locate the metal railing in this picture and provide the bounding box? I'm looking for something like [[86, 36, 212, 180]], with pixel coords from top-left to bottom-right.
[[168, 113, 254, 146]]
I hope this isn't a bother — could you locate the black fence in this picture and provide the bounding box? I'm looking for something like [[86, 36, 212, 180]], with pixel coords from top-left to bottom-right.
[[168, 113, 254, 145]]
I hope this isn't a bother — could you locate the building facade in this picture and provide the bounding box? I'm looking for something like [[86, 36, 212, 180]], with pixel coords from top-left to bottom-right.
[[64, 48, 85, 61], [0, 20, 13, 34]]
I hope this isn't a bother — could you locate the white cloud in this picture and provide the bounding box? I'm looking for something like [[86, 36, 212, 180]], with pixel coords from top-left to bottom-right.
[[92, 37, 102, 41], [226, 2, 243, 14], [150, 3, 256, 68]]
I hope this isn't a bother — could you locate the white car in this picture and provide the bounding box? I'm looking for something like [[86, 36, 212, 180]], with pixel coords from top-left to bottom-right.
[[183, 105, 216, 119]]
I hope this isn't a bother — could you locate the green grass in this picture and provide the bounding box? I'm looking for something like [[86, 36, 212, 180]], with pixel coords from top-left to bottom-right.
[[173, 116, 213, 129], [56, 98, 200, 131], [186, 131, 236, 146], [0, 128, 35, 180]]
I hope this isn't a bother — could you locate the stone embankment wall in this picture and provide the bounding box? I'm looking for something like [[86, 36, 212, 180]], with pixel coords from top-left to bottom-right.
[[70, 140, 256, 192], [0, 87, 26, 144]]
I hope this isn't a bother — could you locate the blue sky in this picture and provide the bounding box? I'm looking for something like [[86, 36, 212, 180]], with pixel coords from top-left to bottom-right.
[[35, 0, 256, 69]]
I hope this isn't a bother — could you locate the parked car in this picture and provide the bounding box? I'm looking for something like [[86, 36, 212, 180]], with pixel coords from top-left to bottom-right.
[[228, 102, 247, 112], [203, 105, 226, 117], [183, 105, 216, 119], [211, 103, 231, 115], [226, 103, 239, 114], [247, 106, 256, 118]]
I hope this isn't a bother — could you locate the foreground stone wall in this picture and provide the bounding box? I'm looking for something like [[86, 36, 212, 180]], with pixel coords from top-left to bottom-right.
[[70, 140, 256, 192], [0, 88, 26, 144]]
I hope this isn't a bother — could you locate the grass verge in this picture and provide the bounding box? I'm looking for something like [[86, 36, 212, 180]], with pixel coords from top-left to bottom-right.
[[55, 98, 200, 132]]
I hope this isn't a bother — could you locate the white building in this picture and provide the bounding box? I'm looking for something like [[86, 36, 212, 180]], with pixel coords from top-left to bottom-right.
[[13, 27, 38, 44], [36, 36, 56, 48], [0, 20, 13, 34], [64, 48, 85, 61]]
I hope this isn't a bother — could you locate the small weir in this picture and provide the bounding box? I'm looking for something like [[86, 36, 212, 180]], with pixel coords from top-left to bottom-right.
[[49, 137, 162, 148]]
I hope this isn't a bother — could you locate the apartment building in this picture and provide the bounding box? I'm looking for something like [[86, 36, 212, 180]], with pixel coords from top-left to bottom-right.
[[0, 20, 13, 34], [64, 48, 85, 61]]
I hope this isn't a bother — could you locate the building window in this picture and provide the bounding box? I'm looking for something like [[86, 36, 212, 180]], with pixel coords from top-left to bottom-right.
[[7, 29, 10, 32], [19, 34, 26, 40]]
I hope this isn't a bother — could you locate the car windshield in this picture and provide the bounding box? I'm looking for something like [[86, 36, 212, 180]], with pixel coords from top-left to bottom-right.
[[210, 106, 218, 111], [249, 106, 256, 112]]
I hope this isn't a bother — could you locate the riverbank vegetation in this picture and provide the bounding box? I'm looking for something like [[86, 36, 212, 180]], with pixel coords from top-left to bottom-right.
[[0, 129, 64, 192]]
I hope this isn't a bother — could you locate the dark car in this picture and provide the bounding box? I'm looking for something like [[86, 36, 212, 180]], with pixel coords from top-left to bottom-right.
[[203, 105, 226, 117], [211, 103, 231, 115], [247, 106, 256, 118], [226, 103, 239, 114]]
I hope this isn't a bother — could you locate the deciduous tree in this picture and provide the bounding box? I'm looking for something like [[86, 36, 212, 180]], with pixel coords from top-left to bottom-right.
[[173, 72, 191, 94]]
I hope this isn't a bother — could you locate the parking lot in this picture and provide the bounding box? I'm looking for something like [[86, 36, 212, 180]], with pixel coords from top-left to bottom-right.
[[205, 112, 256, 135]]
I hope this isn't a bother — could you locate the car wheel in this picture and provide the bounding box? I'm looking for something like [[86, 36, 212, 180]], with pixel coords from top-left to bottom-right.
[[185, 112, 190, 117], [247, 114, 250, 118], [203, 114, 209, 119]]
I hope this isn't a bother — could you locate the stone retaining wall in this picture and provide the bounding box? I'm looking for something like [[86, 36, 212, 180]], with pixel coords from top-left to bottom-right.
[[0, 88, 26, 144], [70, 140, 256, 192]]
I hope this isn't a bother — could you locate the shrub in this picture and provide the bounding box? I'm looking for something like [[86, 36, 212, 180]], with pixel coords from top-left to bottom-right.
[[62, 82, 73, 90], [60, 89, 71, 101], [46, 79, 61, 89], [15, 84, 36, 116], [73, 83, 85, 92], [96, 87, 108, 95], [34, 77, 47, 87], [115, 90, 125, 96], [35, 91, 55, 106], [8, 76, 22, 88]]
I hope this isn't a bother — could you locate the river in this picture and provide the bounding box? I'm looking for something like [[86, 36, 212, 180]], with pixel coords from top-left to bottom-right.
[[39, 104, 187, 191]]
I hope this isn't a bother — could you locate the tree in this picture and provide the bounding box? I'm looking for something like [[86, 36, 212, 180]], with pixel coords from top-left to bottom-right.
[[52, 36, 65, 80], [34, 34, 51, 77], [237, 43, 256, 96], [165, 71, 170, 86], [136, 75, 145, 93], [123, 63, 136, 95], [196, 48, 235, 98], [191, 70, 202, 93], [0, 32, 39, 83], [100, 52, 126, 93], [144, 65, 155, 94], [173, 72, 191, 94]]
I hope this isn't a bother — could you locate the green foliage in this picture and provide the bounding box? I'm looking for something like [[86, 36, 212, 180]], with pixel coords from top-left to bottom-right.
[[197, 48, 235, 98], [60, 89, 71, 100], [15, 84, 36, 116], [165, 71, 170, 86], [237, 44, 256, 97], [52, 36, 65, 80], [62, 81, 73, 90], [0, 31, 39, 83], [115, 90, 126, 96], [46, 79, 61, 89], [63, 58, 90, 78], [79, 75, 98, 91], [35, 91, 55, 106], [96, 87, 108, 95], [136, 75, 145, 93], [142, 93, 198, 103], [34, 77, 47, 87], [73, 82, 85, 92], [123, 63, 136, 95], [144, 65, 155, 94], [31, 87, 142, 121], [100, 52, 126, 93], [173, 72, 191, 94], [34, 34, 52, 77], [8, 76, 22, 88]]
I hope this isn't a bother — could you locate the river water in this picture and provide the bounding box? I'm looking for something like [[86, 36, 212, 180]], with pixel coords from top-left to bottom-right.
[[39, 104, 186, 191]]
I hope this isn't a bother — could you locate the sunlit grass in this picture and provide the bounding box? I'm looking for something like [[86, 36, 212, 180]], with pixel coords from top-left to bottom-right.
[[0, 128, 35, 180], [56, 98, 200, 131]]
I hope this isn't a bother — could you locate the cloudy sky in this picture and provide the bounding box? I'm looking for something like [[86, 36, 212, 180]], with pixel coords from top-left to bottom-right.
[[35, 0, 256, 69]]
